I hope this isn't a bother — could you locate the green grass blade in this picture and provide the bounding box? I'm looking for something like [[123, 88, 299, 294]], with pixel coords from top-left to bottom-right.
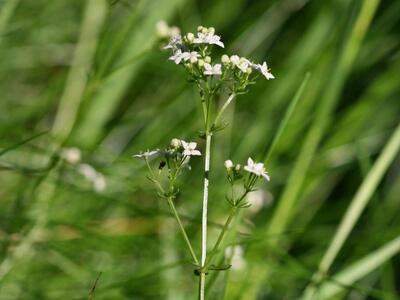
[[262, 72, 310, 164], [52, 0, 108, 141], [303, 122, 400, 298], [317, 236, 400, 299]]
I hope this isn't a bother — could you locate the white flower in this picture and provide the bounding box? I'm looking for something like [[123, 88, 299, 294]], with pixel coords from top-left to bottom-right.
[[163, 35, 182, 50], [79, 163, 97, 179], [253, 62, 275, 80], [230, 55, 240, 65], [230, 55, 251, 73], [193, 32, 224, 48], [156, 20, 170, 38], [244, 157, 270, 181], [168, 49, 186, 64], [169, 50, 199, 64], [181, 141, 201, 156], [61, 147, 81, 164], [185, 51, 200, 63], [204, 63, 222, 76], [93, 173, 106, 192], [78, 164, 107, 193], [156, 21, 181, 38], [133, 149, 161, 159], [224, 160, 234, 170], [169, 26, 180, 37], [237, 60, 250, 73]]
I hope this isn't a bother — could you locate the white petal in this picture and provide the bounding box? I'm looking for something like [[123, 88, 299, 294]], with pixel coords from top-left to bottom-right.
[[191, 149, 201, 156], [181, 140, 189, 149], [262, 173, 270, 181], [247, 157, 254, 166], [183, 149, 191, 156], [244, 165, 252, 173], [189, 142, 197, 149]]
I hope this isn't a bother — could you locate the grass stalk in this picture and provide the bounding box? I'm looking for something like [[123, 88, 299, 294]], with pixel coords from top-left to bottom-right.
[[303, 122, 400, 298]]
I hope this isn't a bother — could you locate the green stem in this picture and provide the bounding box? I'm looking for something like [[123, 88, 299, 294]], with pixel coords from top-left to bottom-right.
[[199, 133, 212, 300], [212, 93, 236, 129], [205, 207, 238, 267], [167, 197, 199, 266]]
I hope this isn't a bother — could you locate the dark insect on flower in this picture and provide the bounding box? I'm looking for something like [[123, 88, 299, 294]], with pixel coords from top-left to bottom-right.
[[158, 161, 166, 170]]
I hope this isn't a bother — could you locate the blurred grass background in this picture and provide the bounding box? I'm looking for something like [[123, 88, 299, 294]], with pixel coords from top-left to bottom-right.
[[0, 0, 399, 299]]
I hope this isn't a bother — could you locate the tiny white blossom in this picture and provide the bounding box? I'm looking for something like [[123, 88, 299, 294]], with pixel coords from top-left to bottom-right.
[[61, 147, 81, 164], [204, 63, 222, 76], [169, 26, 180, 37], [94, 173, 106, 192], [133, 149, 161, 159], [224, 160, 234, 170], [230, 55, 251, 73], [185, 51, 200, 63], [78, 164, 107, 193], [168, 49, 187, 64], [193, 32, 224, 48], [156, 20, 170, 38], [230, 55, 240, 65], [253, 62, 275, 80], [181, 141, 201, 156], [238, 60, 250, 73], [244, 157, 270, 181], [163, 35, 182, 50]]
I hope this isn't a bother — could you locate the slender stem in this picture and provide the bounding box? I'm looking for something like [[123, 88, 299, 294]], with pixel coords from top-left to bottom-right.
[[199, 133, 212, 300], [205, 207, 237, 267], [167, 197, 199, 266], [212, 93, 236, 129]]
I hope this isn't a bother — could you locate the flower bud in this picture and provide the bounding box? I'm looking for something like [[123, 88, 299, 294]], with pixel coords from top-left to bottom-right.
[[246, 67, 252, 74], [190, 56, 198, 64], [235, 164, 241, 171], [170, 138, 181, 148], [62, 147, 81, 164], [221, 54, 230, 64], [204, 56, 211, 63], [230, 55, 240, 65], [208, 27, 215, 34], [198, 59, 205, 67], [186, 32, 194, 42], [224, 160, 234, 170], [169, 26, 180, 37], [155, 20, 169, 38], [197, 25, 204, 32], [201, 27, 208, 34]]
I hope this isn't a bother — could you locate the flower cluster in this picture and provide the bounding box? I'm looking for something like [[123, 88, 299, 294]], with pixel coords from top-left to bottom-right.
[[133, 138, 202, 198], [225, 157, 269, 181], [224, 157, 270, 208], [163, 25, 274, 95]]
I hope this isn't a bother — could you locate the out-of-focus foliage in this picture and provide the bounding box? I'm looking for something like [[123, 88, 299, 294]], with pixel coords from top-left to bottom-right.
[[0, 0, 399, 299]]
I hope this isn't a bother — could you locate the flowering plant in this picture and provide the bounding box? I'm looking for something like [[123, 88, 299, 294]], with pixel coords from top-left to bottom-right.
[[134, 24, 274, 299]]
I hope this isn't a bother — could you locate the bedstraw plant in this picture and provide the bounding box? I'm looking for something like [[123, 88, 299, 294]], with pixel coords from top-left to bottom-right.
[[134, 25, 274, 299]]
